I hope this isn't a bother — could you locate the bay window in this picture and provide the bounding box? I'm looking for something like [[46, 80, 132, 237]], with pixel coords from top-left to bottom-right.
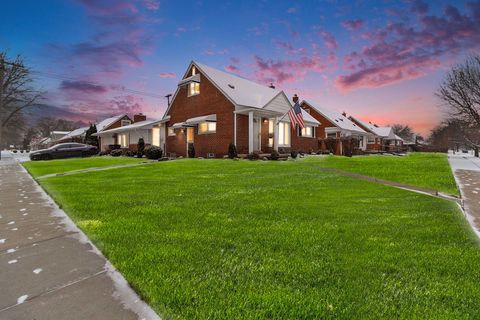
[[117, 133, 129, 148]]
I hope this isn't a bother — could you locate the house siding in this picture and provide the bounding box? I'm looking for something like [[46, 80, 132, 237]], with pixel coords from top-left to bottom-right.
[[165, 68, 236, 158]]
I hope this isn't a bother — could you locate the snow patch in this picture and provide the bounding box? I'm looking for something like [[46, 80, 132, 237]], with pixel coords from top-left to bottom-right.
[[8, 259, 18, 264], [7, 248, 16, 253], [33, 268, 43, 274], [17, 295, 28, 304], [0, 239, 5, 244]]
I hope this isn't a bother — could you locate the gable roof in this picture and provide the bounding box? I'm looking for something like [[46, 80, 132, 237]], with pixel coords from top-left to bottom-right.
[[94, 118, 169, 136], [96, 114, 128, 132], [58, 127, 89, 141], [301, 101, 366, 134], [194, 62, 281, 109], [348, 116, 395, 139]]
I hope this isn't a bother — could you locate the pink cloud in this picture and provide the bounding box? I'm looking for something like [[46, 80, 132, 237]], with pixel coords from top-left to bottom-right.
[[159, 73, 176, 78], [336, 2, 480, 91], [342, 19, 364, 31], [143, 0, 159, 11], [319, 31, 338, 50], [254, 55, 327, 85], [225, 65, 239, 72]]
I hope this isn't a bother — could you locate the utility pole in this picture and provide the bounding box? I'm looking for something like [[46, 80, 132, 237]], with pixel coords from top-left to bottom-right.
[[164, 94, 172, 107]]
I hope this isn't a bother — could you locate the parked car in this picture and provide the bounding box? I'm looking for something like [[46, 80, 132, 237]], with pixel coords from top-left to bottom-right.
[[30, 143, 98, 161]]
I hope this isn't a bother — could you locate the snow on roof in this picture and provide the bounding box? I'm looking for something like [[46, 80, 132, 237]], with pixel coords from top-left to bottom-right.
[[58, 127, 89, 141], [96, 114, 127, 132], [94, 119, 166, 135], [51, 131, 70, 135], [302, 101, 366, 134], [349, 117, 395, 138], [394, 134, 404, 141], [194, 62, 280, 109], [301, 109, 320, 125]]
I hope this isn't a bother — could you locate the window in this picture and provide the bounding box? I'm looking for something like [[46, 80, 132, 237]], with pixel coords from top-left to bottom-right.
[[278, 122, 290, 146], [186, 127, 194, 142], [268, 119, 274, 146], [298, 126, 315, 138], [168, 127, 175, 136], [117, 133, 129, 148], [326, 132, 337, 139], [152, 127, 160, 146], [198, 122, 216, 134], [121, 120, 131, 126], [192, 66, 196, 76], [188, 82, 200, 96], [367, 136, 375, 144]]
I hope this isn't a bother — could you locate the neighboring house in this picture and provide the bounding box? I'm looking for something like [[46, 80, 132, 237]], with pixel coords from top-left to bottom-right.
[[31, 137, 52, 150], [57, 127, 90, 143], [94, 118, 170, 151], [95, 114, 136, 150], [50, 131, 70, 141], [348, 116, 404, 152], [162, 61, 319, 158], [300, 101, 368, 155]]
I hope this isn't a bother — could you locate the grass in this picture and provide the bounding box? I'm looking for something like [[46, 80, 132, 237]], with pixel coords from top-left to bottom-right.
[[22, 156, 145, 177], [304, 152, 459, 196], [25, 157, 480, 319]]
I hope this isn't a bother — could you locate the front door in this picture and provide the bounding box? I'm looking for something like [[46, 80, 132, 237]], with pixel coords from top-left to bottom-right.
[[186, 127, 194, 157], [253, 118, 261, 151]]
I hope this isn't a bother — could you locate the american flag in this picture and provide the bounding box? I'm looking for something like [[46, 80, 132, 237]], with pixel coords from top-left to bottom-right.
[[288, 102, 305, 129]]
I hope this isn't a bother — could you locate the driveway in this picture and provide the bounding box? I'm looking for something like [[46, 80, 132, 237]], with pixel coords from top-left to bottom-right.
[[448, 151, 480, 237], [0, 151, 160, 320]]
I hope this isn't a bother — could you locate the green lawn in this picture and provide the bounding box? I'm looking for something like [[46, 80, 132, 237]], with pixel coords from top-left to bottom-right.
[[304, 152, 458, 196], [25, 157, 480, 319], [23, 156, 145, 177]]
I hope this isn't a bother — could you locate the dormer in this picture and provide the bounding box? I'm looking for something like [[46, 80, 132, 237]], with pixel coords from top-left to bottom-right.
[[178, 64, 200, 97]]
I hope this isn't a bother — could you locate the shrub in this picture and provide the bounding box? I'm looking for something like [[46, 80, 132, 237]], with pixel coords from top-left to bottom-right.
[[228, 143, 237, 159], [137, 138, 145, 158], [247, 151, 260, 160], [291, 150, 298, 159], [98, 150, 109, 156], [270, 150, 280, 160], [122, 149, 135, 157], [188, 144, 195, 158], [145, 146, 163, 160], [110, 149, 122, 157], [12, 150, 18, 153]]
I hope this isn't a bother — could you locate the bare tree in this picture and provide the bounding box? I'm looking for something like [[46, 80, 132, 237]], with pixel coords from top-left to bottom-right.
[[391, 124, 414, 141], [437, 53, 480, 156], [35, 117, 76, 137], [0, 52, 43, 157]]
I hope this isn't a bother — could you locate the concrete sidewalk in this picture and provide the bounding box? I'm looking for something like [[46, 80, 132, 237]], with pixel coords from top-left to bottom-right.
[[0, 152, 160, 320], [448, 152, 480, 238]]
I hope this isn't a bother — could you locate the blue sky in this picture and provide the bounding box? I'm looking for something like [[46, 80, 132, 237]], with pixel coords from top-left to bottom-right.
[[1, 0, 479, 134]]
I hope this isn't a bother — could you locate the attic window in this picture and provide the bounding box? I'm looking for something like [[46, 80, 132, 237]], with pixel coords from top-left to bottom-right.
[[188, 82, 200, 96], [228, 84, 235, 89], [192, 66, 196, 76]]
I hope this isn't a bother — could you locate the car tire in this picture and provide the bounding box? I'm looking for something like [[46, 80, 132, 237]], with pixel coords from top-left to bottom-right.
[[43, 154, 52, 161], [82, 151, 89, 157]]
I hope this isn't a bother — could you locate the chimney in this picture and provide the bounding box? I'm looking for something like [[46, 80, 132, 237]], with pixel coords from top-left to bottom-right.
[[342, 111, 346, 117], [269, 83, 275, 89], [292, 94, 299, 104], [134, 113, 146, 123]]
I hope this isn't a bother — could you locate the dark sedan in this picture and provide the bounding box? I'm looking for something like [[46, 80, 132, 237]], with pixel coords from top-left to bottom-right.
[[30, 143, 98, 161]]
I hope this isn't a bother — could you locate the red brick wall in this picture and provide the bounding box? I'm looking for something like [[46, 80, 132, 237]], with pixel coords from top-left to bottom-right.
[[236, 114, 249, 154], [165, 67, 235, 157], [291, 128, 319, 152], [300, 102, 337, 140]]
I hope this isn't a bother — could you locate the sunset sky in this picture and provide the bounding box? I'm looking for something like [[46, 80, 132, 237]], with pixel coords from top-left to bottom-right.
[[2, 0, 479, 135]]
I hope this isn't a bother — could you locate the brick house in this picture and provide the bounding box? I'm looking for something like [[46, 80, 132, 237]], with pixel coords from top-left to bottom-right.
[[300, 101, 368, 155], [161, 61, 320, 158], [348, 116, 404, 152]]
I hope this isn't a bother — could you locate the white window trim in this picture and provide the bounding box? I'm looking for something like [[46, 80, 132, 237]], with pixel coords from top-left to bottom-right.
[[297, 125, 315, 138], [121, 120, 131, 126], [198, 121, 216, 135], [187, 82, 200, 97], [167, 127, 176, 136], [278, 122, 291, 147]]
